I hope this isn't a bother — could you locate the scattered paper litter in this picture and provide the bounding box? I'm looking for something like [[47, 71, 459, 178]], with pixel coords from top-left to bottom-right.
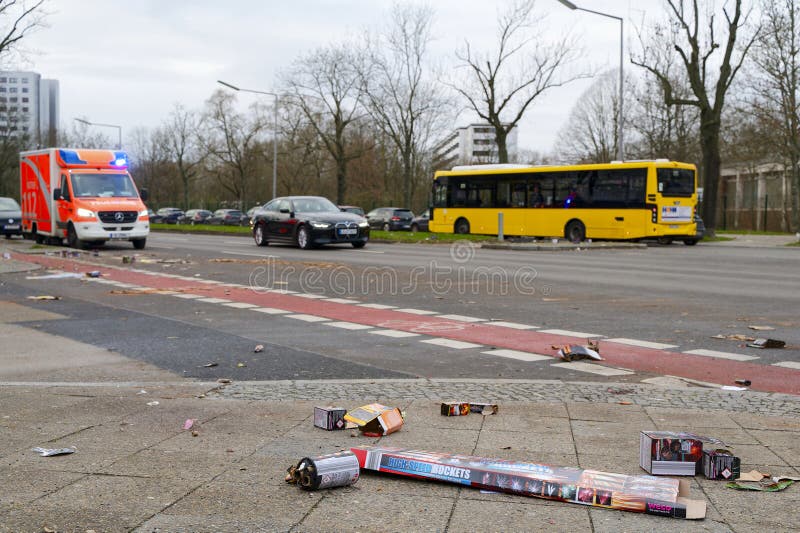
[[32, 447, 76, 457], [254, 344, 264, 353], [146, 401, 160, 406], [183, 419, 194, 430], [748, 325, 775, 331]]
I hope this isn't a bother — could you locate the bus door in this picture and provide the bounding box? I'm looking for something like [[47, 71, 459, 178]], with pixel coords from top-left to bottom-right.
[[495, 179, 527, 235]]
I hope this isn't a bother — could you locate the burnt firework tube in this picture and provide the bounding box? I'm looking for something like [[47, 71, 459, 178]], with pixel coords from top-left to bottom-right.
[[285, 450, 360, 490]]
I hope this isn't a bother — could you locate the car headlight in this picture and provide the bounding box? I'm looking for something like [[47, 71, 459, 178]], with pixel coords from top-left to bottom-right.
[[139, 209, 149, 217], [358, 220, 369, 228], [76, 208, 96, 218], [310, 221, 331, 229]]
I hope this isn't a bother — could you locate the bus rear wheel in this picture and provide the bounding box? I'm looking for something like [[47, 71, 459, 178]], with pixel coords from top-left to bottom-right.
[[454, 218, 470, 235], [565, 220, 585, 243]]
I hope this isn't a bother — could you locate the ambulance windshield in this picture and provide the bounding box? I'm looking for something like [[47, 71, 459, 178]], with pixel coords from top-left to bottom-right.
[[71, 173, 138, 198]]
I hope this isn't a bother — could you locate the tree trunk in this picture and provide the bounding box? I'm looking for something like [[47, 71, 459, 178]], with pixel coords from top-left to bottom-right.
[[496, 129, 508, 163], [402, 150, 412, 208], [336, 158, 347, 205], [699, 116, 721, 237], [792, 157, 800, 233]]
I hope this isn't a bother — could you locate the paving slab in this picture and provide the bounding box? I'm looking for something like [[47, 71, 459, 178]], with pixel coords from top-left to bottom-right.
[[447, 497, 592, 532]]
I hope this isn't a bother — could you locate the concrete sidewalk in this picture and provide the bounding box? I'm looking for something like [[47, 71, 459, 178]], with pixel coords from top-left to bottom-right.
[[1, 324, 798, 532]]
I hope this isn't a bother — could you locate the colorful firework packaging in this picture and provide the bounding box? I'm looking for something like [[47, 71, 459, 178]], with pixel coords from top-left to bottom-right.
[[640, 431, 729, 476], [441, 402, 499, 416], [703, 449, 741, 480], [343, 403, 404, 436], [350, 446, 706, 519], [313, 406, 350, 431], [285, 451, 360, 491]]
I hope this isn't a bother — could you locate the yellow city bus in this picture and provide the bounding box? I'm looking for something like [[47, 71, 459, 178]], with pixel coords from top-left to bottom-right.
[[428, 160, 699, 244]]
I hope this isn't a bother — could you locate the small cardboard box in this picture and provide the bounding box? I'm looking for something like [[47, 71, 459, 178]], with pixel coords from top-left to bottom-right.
[[344, 403, 403, 436], [640, 431, 705, 475], [351, 446, 705, 519], [703, 449, 740, 480], [314, 406, 349, 431], [469, 402, 499, 415]]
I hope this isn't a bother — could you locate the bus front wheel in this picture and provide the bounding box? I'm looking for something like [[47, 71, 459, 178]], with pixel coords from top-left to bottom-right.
[[454, 218, 470, 235], [565, 220, 585, 243]]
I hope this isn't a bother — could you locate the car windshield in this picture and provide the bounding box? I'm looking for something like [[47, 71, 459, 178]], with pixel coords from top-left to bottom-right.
[[71, 173, 138, 198], [0, 197, 20, 210], [293, 197, 338, 213]]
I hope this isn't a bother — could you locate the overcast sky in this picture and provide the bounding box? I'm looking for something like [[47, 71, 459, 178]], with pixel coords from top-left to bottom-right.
[[19, 0, 662, 155]]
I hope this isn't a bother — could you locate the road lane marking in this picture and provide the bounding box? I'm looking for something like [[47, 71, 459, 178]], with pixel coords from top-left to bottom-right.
[[251, 307, 291, 315], [197, 298, 233, 304], [171, 294, 204, 299], [358, 303, 398, 310], [772, 361, 800, 370], [483, 349, 551, 362], [539, 329, 602, 338], [324, 321, 374, 330], [606, 338, 678, 350], [369, 329, 421, 338], [222, 302, 259, 309], [421, 338, 482, 350], [683, 349, 759, 362], [551, 362, 634, 376], [435, 314, 487, 322], [323, 298, 360, 304], [221, 250, 281, 258], [286, 314, 331, 322], [485, 321, 539, 330], [395, 308, 438, 315], [296, 293, 327, 299], [196, 279, 223, 284]]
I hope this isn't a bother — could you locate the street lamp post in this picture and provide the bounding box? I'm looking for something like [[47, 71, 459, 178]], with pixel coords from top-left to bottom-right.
[[217, 80, 279, 200], [74, 118, 122, 150], [557, 0, 624, 161]]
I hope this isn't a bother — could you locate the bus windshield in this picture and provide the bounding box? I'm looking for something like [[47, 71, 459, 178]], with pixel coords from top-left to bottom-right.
[[71, 173, 138, 198], [657, 168, 694, 197]]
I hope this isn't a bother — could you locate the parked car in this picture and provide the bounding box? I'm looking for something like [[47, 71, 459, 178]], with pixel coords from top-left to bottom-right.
[[338, 205, 365, 216], [365, 207, 414, 231], [0, 196, 22, 238], [177, 209, 213, 225], [207, 209, 246, 226], [251, 196, 369, 249], [244, 206, 263, 226], [155, 207, 184, 224], [410, 209, 430, 233]]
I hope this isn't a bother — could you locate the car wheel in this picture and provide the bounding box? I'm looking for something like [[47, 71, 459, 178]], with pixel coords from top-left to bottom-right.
[[454, 218, 470, 235], [132, 238, 146, 250], [67, 223, 87, 249], [382, 222, 390, 231], [351, 240, 367, 249], [296, 225, 314, 249], [683, 239, 698, 246], [564, 220, 586, 242], [657, 237, 673, 245], [254, 223, 269, 247]]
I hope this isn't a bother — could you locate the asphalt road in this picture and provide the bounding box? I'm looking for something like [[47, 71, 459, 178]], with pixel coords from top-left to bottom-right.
[[1, 232, 798, 389]]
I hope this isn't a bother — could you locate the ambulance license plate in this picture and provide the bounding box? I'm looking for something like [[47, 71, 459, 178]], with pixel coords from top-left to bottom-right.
[[669, 225, 679, 229], [109, 233, 129, 239], [4, 224, 19, 230]]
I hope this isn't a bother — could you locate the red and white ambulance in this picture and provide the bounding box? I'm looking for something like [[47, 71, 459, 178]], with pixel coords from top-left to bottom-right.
[[20, 148, 149, 249]]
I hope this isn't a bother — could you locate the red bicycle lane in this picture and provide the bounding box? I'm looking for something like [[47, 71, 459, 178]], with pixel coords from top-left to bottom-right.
[[13, 251, 800, 395]]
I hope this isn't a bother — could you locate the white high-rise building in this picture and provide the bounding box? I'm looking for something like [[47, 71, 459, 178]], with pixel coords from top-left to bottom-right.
[[0, 70, 59, 145], [433, 123, 518, 169]]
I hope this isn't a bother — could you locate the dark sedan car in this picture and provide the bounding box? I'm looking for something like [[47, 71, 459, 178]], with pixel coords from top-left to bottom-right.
[[156, 207, 184, 224], [177, 209, 213, 225], [0, 197, 22, 238], [208, 209, 246, 226], [251, 196, 369, 249], [365, 207, 414, 231], [410, 209, 430, 233]]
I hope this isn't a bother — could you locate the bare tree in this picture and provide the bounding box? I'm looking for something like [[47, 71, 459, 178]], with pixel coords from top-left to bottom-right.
[[556, 70, 620, 164], [162, 103, 202, 210], [632, 0, 757, 235], [127, 126, 173, 207], [200, 90, 269, 208], [0, 0, 47, 61], [746, 0, 800, 231], [361, 3, 452, 207], [453, 0, 586, 163], [282, 43, 367, 204]]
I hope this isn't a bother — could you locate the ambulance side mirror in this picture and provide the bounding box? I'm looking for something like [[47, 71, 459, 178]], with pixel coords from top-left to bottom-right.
[[139, 188, 149, 201], [53, 188, 62, 201]]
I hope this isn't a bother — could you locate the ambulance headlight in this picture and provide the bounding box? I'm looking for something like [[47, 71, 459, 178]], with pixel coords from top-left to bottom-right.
[[76, 208, 96, 218]]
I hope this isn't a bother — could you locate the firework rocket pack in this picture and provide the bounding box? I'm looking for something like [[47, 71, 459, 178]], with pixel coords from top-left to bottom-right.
[[350, 446, 706, 519], [639, 431, 737, 478]]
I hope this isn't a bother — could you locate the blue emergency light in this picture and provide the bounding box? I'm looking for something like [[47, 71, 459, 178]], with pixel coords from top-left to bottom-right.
[[58, 149, 87, 165], [110, 151, 128, 167]]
